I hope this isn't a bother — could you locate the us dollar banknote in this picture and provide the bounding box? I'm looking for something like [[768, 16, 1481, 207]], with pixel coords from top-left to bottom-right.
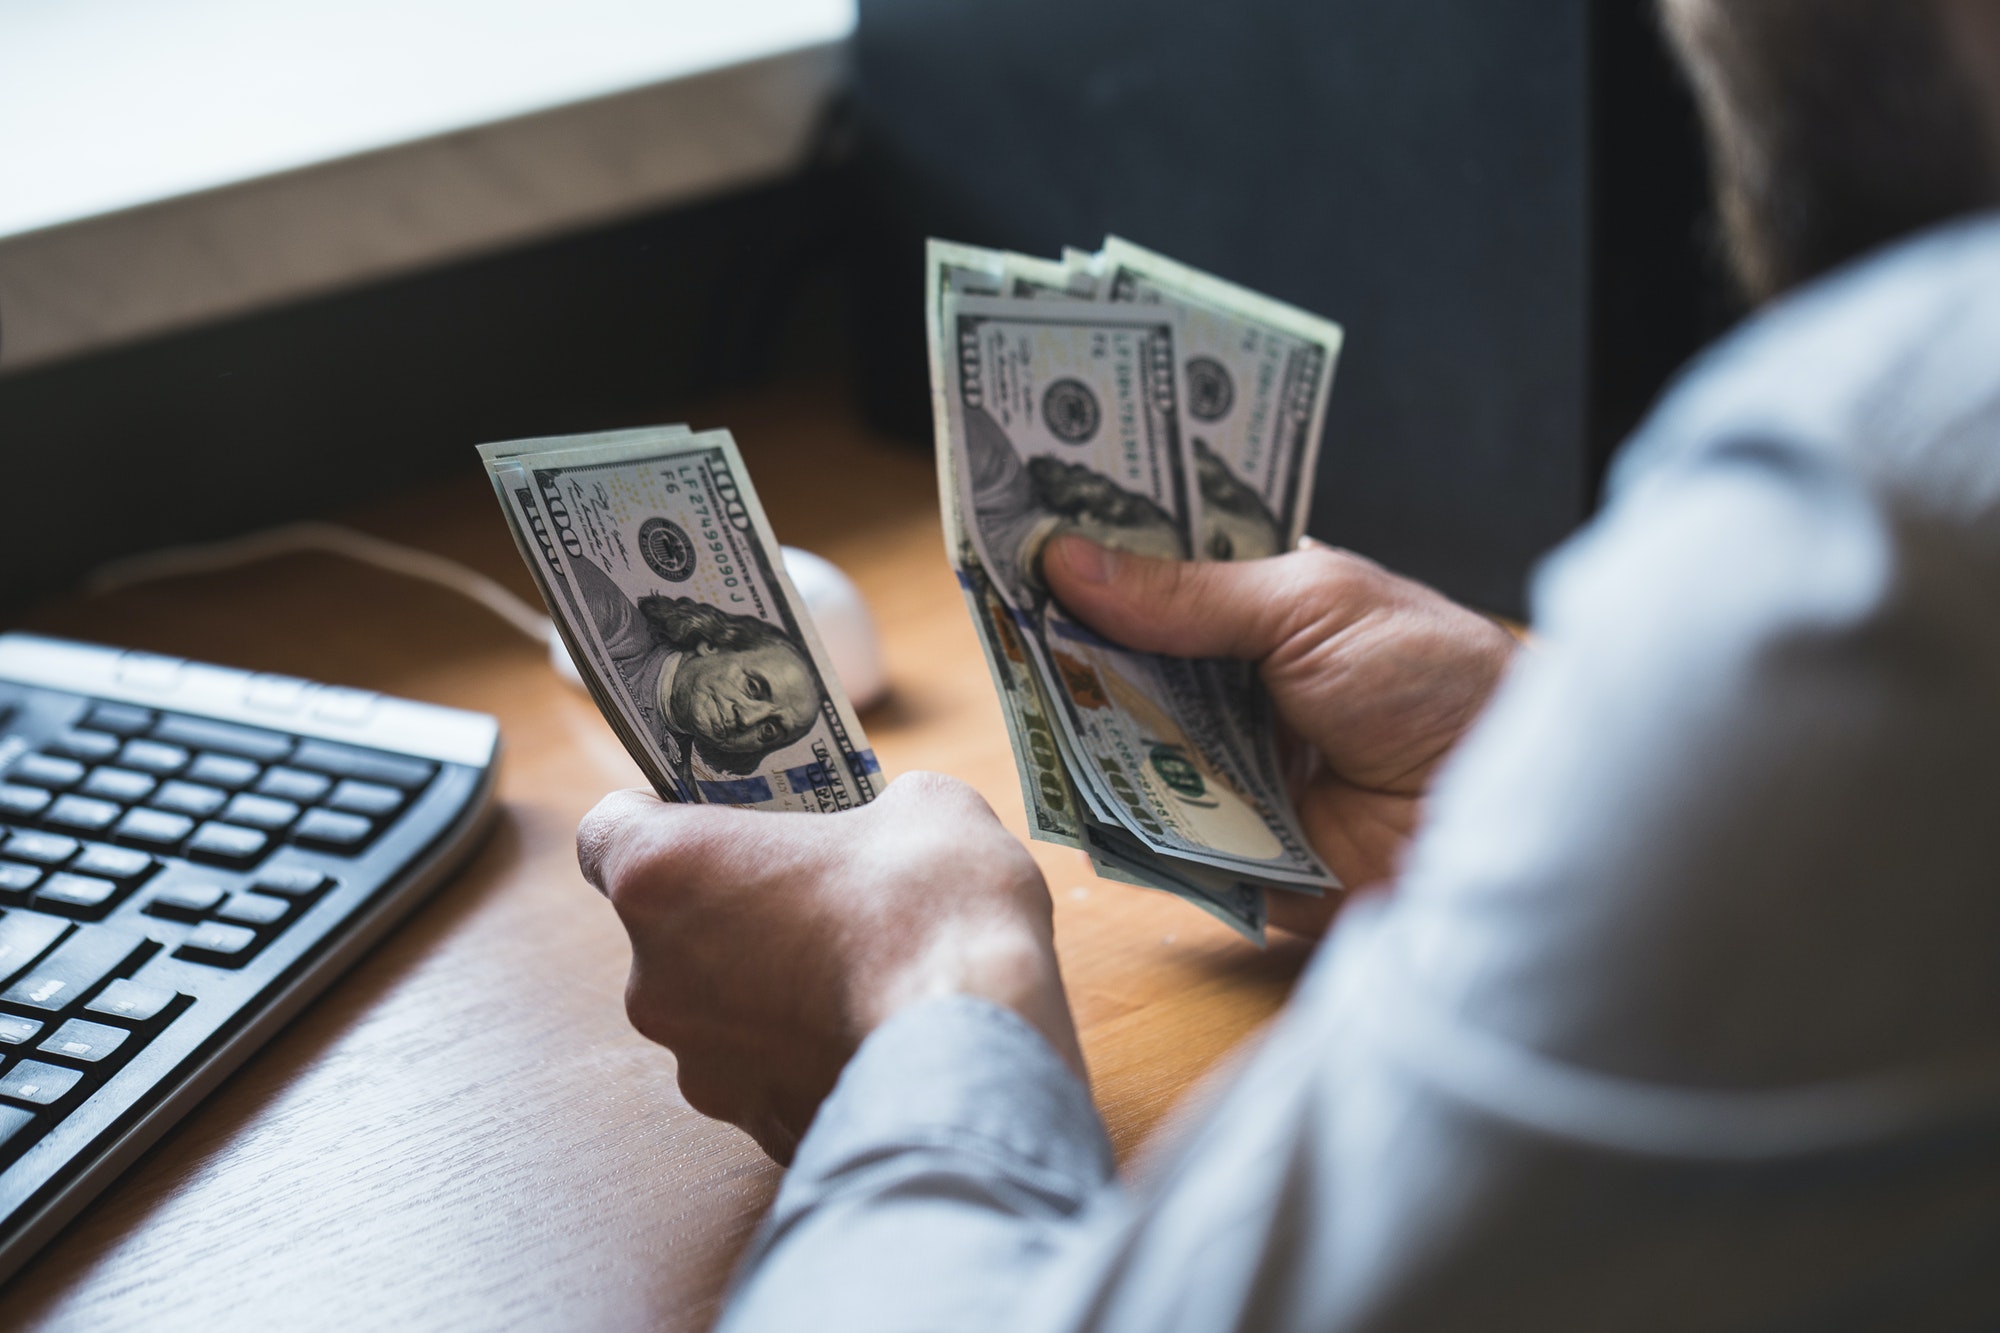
[[927, 237, 1346, 941], [927, 241, 1091, 853], [479, 428, 880, 812], [1098, 235, 1343, 558]]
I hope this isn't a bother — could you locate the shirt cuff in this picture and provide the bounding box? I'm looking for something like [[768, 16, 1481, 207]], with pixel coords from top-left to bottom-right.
[[785, 994, 1114, 1198]]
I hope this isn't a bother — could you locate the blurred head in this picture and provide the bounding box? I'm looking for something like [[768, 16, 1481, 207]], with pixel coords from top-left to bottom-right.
[[1660, 0, 2000, 300], [640, 596, 820, 773]]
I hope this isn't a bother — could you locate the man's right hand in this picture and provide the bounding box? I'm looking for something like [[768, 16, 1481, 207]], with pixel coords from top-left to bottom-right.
[[1042, 535, 1517, 934]]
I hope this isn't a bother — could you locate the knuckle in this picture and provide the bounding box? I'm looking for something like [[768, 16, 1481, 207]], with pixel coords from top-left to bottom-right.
[[587, 808, 732, 918], [623, 981, 675, 1053], [884, 769, 990, 819], [674, 1060, 739, 1123], [1281, 546, 1379, 630], [574, 788, 655, 891], [1293, 542, 1367, 592], [623, 966, 692, 1049]]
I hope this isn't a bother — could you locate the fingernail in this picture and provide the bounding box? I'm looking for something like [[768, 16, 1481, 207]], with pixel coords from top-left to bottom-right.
[[1058, 537, 1120, 584]]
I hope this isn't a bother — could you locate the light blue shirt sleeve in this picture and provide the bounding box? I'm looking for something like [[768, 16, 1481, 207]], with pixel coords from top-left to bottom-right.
[[719, 997, 1114, 1332], [719, 216, 2000, 1331]]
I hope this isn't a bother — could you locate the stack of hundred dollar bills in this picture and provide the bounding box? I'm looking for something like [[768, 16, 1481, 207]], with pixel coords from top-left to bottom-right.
[[928, 236, 1346, 942], [478, 427, 881, 814]]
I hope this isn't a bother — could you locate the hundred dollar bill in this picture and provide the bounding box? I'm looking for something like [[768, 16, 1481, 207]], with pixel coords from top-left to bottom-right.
[[924, 241, 1007, 559], [479, 427, 880, 812], [1004, 249, 1098, 300], [1098, 235, 1344, 557], [926, 241, 1091, 850], [491, 459, 673, 792], [943, 291, 1332, 889], [1083, 822, 1268, 942], [957, 558, 1084, 849]]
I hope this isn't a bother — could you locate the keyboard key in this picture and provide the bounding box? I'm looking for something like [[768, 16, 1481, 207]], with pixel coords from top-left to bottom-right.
[[48, 731, 120, 763], [220, 793, 300, 832], [290, 740, 434, 790], [112, 808, 195, 850], [37, 1018, 132, 1066], [13, 754, 85, 790], [151, 716, 291, 763], [118, 739, 189, 775], [145, 882, 227, 920], [185, 822, 270, 868], [1, 926, 153, 1013], [0, 863, 44, 898], [0, 1015, 43, 1048], [85, 978, 181, 1027], [253, 766, 332, 804], [83, 703, 155, 736], [81, 767, 156, 803], [3, 832, 79, 866], [0, 1104, 40, 1164], [0, 785, 52, 821], [216, 892, 291, 928], [0, 912, 69, 985], [0, 1060, 85, 1108], [72, 844, 158, 884], [250, 867, 333, 900], [292, 808, 373, 852], [177, 921, 260, 967], [32, 874, 119, 917], [185, 753, 261, 790], [325, 779, 403, 818], [44, 795, 122, 834], [149, 780, 228, 818]]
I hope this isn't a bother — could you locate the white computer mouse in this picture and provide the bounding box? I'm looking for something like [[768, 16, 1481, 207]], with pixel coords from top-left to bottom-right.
[[548, 546, 889, 711]]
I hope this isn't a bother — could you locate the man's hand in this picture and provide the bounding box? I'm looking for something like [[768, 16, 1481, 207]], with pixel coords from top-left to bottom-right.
[[577, 772, 1083, 1163], [1043, 536, 1517, 934]]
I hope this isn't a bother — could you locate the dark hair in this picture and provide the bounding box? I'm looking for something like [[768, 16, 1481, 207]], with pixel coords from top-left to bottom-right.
[[1193, 437, 1276, 521], [638, 595, 799, 656], [1027, 455, 1176, 530], [636, 596, 813, 775]]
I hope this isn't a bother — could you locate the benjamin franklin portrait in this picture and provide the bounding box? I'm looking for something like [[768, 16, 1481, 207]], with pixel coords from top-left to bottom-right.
[[964, 404, 1185, 605], [571, 554, 822, 791]]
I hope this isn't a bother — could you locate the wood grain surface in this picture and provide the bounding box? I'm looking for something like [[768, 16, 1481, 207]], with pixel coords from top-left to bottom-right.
[[3, 381, 1312, 1331]]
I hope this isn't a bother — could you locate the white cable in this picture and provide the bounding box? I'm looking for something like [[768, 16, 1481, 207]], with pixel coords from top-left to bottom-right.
[[85, 521, 556, 646]]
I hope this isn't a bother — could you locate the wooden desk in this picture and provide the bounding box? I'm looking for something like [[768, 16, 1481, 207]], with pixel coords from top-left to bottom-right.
[[5, 382, 1313, 1331]]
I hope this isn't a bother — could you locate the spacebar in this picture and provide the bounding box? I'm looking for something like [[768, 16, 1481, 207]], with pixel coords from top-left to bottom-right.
[[151, 716, 293, 762]]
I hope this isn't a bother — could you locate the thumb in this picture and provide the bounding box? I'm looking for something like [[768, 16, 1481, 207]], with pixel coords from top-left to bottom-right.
[[1043, 535, 1349, 661]]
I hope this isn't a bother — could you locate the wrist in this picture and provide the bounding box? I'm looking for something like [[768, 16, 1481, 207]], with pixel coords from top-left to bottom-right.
[[861, 919, 1086, 1082]]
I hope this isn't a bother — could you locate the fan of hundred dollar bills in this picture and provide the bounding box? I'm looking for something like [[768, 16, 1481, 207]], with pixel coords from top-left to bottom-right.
[[927, 237, 1347, 942]]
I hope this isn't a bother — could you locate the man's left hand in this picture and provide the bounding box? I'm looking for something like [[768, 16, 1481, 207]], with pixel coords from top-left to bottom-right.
[[577, 772, 1084, 1163]]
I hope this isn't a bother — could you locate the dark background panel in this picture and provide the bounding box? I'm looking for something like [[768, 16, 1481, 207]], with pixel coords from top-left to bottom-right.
[[0, 0, 1722, 620], [847, 0, 1722, 615]]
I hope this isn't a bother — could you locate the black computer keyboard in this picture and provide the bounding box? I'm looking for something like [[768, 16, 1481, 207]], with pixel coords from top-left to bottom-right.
[[0, 632, 499, 1283]]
